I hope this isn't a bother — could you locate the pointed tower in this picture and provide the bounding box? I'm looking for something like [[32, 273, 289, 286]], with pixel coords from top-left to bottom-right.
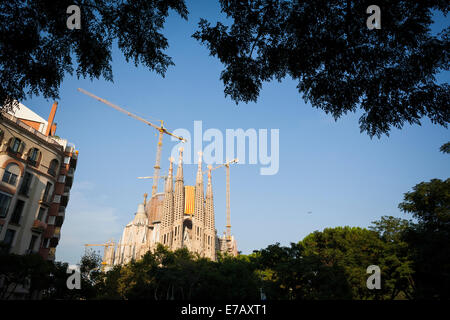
[[159, 157, 174, 247], [204, 165, 216, 260], [192, 152, 205, 255], [172, 148, 185, 250]]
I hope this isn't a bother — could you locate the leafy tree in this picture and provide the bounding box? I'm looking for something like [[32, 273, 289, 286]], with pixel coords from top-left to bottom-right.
[[193, 0, 449, 137], [251, 242, 352, 300], [99, 243, 259, 300], [43, 249, 103, 300], [0, 0, 188, 112], [440, 142, 450, 154], [94, 265, 123, 299], [300, 227, 387, 299], [369, 216, 415, 299], [0, 252, 52, 300], [399, 178, 450, 299]]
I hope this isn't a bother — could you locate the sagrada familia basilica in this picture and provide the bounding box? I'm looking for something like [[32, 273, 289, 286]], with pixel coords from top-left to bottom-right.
[[103, 149, 238, 266]]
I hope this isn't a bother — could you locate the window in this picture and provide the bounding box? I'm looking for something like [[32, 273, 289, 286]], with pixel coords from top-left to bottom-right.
[[43, 238, 50, 249], [28, 235, 38, 253], [10, 200, 25, 225], [2, 229, 16, 253], [0, 193, 12, 218], [47, 216, 55, 225], [37, 207, 46, 221], [28, 148, 40, 166], [2, 163, 20, 186], [53, 195, 60, 203], [10, 138, 21, 152], [48, 159, 59, 176], [9, 137, 25, 154], [19, 172, 33, 196], [42, 182, 52, 202]]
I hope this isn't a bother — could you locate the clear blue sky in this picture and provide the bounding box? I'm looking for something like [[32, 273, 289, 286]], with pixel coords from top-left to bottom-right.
[[22, 1, 449, 264]]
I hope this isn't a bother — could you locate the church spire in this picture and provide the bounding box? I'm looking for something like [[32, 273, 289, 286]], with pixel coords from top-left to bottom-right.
[[204, 164, 216, 260], [165, 157, 174, 192], [176, 147, 184, 181], [193, 151, 205, 255], [160, 156, 174, 247], [196, 151, 203, 185], [172, 147, 185, 249], [206, 165, 213, 198]]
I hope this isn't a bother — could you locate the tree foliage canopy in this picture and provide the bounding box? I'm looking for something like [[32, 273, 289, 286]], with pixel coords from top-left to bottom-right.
[[1, 180, 448, 300], [399, 178, 450, 299], [193, 0, 449, 137], [0, 0, 188, 111]]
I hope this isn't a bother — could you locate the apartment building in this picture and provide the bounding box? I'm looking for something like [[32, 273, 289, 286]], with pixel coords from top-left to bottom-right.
[[0, 102, 77, 261]]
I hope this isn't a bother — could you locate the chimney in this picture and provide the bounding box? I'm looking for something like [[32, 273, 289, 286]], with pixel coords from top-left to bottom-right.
[[46, 102, 58, 136]]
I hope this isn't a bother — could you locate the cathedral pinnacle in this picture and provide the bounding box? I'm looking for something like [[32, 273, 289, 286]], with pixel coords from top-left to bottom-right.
[[164, 156, 174, 193], [206, 165, 213, 197], [196, 151, 203, 185], [176, 147, 184, 181]]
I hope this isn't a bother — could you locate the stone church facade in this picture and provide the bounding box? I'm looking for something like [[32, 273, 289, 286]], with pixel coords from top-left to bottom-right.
[[107, 149, 237, 266]]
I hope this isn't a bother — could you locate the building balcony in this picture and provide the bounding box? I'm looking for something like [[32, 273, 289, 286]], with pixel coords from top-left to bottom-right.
[[31, 220, 47, 233], [27, 158, 39, 168], [39, 194, 52, 206], [47, 168, 57, 177]]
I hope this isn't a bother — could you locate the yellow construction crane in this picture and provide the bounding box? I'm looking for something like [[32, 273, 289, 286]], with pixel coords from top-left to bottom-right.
[[77, 88, 186, 197], [206, 159, 238, 251], [84, 240, 136, 270], [84, 239, 115, 251], [84, 240, 116, 269]]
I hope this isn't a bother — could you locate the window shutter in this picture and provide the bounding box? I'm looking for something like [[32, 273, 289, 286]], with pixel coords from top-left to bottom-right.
[[18, 141, 25, 154], [8, 138, 14, 149]]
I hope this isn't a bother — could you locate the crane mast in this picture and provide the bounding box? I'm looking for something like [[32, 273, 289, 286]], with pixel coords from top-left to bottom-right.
[[153, 128, 164, 197], [226, 163, 231, 242], [206, 159, 238, 252]]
